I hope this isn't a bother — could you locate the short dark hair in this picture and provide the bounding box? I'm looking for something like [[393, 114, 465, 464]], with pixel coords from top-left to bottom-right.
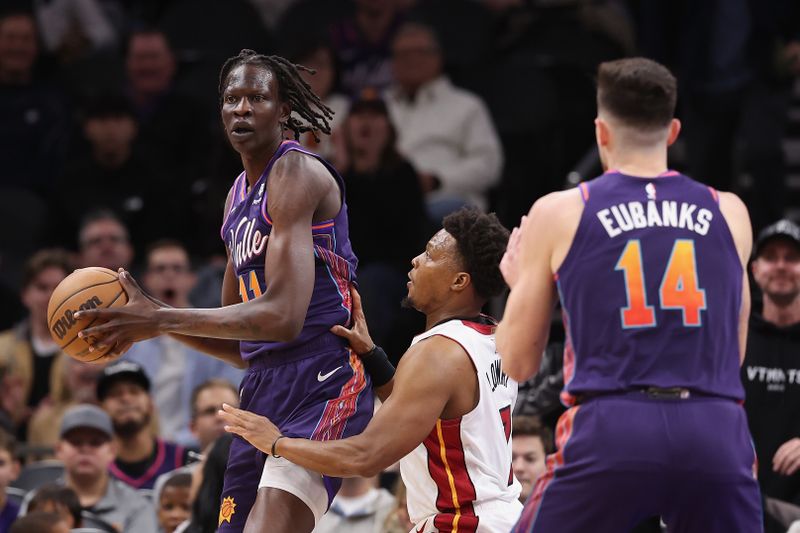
[[190, 379, 238, 418], [28, 484, 82, 527], [78, 208, 129, 244], [162, 471, 192, 494], [81, 92, 136, 122], [146, 239, 189, 263], [597, 57, 677, 131], [0, 430, 16, 458], [512, 415, 554, 454], [21, 248, 73, 289], [0, 5, 36, 28], [10, 512, 65, 533], [442, 208, 510, 302]]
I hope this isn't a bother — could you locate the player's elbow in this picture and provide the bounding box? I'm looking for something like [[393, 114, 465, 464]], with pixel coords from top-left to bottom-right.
[[343, 446, 383, 478], [502, 351, 540, 383], [350, 455, 383, 478]]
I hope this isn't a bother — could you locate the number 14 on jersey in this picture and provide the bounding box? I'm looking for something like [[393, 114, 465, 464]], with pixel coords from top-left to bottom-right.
[[615, 239, 707, 328]]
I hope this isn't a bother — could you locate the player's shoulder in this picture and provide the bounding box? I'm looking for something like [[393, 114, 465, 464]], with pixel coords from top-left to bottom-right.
[[527, 188, 583, 229], [715, 189, 752, 262], [269, 146, 335, 196], [398, 333, 472, 376], [272, 146, 327, 177], [716, 190, 749, 216]]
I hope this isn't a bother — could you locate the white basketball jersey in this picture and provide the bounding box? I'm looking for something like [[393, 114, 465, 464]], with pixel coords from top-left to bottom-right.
[[400, 318, 522, 533]]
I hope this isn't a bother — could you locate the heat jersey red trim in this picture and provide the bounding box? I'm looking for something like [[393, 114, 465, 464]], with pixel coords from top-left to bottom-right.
[[423, 418, 479, 533]]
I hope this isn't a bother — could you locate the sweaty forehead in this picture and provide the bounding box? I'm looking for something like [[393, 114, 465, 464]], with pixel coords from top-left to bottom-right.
[[428, 229, 453, 251], [225, 64, 275, 92]]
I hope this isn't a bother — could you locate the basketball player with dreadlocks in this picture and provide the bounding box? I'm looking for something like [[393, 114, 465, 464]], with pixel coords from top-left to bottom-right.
[[75, 50, 373, 533]]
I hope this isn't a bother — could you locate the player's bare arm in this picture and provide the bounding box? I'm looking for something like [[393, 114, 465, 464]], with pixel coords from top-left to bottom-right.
[[718, 191, 754, 363], [496, 189, 582, 382], [331, 286, 395, 401], [76, 151, 339, 346], [219, 335, 477, 477]]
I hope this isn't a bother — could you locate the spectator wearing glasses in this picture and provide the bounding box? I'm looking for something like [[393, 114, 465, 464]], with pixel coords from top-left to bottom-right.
[[189, 379, 239, 452], [77, 210, 133, 271], [123, 241, 243, 447]]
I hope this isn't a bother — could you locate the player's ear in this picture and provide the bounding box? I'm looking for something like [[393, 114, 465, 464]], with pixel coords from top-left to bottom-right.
[[666, 118, 681, 146], [452, 272, 471, 292], [595, 117, 610, 148], [279, 102, 291, 124]]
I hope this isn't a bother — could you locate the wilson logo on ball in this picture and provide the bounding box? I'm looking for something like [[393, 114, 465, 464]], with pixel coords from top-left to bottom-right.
[[51, 296, 103, 340]]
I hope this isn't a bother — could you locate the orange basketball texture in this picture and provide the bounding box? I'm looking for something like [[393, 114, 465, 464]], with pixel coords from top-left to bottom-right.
[[47, 267, 129, 363]]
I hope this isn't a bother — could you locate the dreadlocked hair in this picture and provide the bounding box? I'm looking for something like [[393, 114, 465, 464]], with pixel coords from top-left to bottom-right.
[[218, 49, 334, 142], [443, 207, 510, 301]]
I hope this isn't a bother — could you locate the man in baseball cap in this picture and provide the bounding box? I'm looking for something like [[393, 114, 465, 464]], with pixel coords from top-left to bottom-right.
[[97, 361, 190, 491], [743, 218, 800, 526], [753, 219, 800, 259], [54, 404, 157, 533]]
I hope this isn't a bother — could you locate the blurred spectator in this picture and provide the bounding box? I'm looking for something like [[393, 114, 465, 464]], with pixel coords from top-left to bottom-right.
[[188, 380, 239, 452], [9, 511, 69, 533], [386, 22, 503, 219], [77, 210, 133, 271], [247, 0, 298, 30], [28, 356, 104, 452], [177, 433, 231, 533], [123, 28, 212, 183], [0, 249, 73, 435], [286, 38, 349, 163], [742, 220, 800, 509], [33, 0, 117, 60], [513, 341, 565, 430], [187, 259, 227, 308], [0, 8, 69, 196], [97, 361, 191, 490], [511, 415, 553, 503], [0, 431, 20, 531], [337, 91, 427, 348], [314, 476, 394, 533], [156, 471, 191, 533], [381, 476, 413, 533], [27, 483, 82, 529], [637, 1, 800, 230], [52, 96, 166, 253], [123, 240, 244, 447], [52, 404, 157, 532], [329, 0, 403, 96]]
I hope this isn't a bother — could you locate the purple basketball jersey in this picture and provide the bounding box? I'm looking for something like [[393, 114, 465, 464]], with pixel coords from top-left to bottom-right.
[[220, 140, 357, 361], [556, 170, 744, 404]]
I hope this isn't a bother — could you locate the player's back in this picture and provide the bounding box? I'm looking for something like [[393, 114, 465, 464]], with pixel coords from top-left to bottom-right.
[[557, 170, 743, 404], [401, 318, 521, 533]]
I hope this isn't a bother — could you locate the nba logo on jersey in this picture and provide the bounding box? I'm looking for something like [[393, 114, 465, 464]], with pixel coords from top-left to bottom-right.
[[252, 183, 265, 205], [645, 182, 656, 201]]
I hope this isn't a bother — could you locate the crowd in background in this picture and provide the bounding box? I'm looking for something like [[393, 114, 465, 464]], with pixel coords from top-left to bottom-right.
[[0, 0, 799, 531]]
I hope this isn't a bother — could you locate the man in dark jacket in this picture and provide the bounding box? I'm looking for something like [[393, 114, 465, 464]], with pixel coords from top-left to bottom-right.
[[742, 219, 800, 530]]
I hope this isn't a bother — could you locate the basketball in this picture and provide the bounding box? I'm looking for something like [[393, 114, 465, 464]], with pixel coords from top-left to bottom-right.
[[47, 267, 129, 363]]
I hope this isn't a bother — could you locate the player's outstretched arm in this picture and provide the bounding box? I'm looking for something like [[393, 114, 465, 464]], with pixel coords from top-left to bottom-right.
[[331, 286, 395, 401], [219, 335, 470, 477], [496, 196, 560, 382], [76, 152, 335, 347], [90, 268, 245, 367]]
